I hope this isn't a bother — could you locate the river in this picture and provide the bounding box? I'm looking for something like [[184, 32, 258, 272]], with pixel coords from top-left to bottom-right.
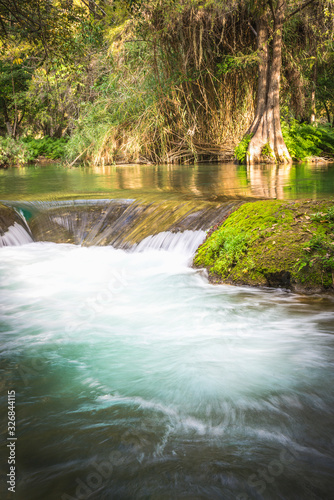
[[0, 162, 334, 500]]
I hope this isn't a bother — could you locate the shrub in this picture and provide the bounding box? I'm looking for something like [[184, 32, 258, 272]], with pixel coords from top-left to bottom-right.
[[282, 121, 334, 161], [0, 137, 30, 167], [22, 136, 68, 160], [234, 134, 252, 163]]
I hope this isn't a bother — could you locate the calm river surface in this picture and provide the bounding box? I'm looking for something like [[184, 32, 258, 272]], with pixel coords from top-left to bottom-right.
[[1, 162, 334, 201], [0, 163, 334, 500]]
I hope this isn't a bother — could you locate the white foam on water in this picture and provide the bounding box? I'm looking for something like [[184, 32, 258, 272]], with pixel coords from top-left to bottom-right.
[[134, 229, 206, 255], [1, 232, 334, 498], [0, 222, 33, 247], [1, 236, 333, 409]]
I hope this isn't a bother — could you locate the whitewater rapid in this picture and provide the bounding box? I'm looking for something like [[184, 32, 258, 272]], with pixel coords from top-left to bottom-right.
[[1, 234, 334, 499]]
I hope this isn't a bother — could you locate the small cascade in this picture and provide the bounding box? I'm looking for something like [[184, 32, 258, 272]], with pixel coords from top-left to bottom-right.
[[1, 199, 244, 250], [0, 202, 34, 247], [134, 230, 206, 255], [0, 222, 33, 247]]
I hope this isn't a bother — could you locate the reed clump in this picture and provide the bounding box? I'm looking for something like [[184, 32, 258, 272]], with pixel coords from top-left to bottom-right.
[[66, 1, 257, 165]]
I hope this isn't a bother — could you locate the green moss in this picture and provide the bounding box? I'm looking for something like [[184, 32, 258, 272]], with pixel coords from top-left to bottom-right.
[[194, 200, 334, 293], [261, 142, 274, 159]]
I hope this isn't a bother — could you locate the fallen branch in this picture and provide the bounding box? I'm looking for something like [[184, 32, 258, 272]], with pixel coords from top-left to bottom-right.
[[66, 143, 93, 168]]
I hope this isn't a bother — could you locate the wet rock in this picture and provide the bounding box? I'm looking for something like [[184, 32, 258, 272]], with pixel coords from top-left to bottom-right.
[[0, 203, 33, 246], [265, 271, 291, 288], [26, 199, 244, 248], [0, 203, 23, 234]]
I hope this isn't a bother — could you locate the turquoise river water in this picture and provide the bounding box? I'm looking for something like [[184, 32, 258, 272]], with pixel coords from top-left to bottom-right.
[[0, 163, 334, 500]]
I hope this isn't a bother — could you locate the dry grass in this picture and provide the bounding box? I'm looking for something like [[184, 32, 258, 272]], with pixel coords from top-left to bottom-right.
[[66, 1, 257, 165]]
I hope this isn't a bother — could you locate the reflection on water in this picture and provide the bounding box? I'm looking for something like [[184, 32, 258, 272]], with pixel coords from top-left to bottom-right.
[[1, 162, 334, 201], [246, 164, 291, 199], [247, 163, 334, 200]]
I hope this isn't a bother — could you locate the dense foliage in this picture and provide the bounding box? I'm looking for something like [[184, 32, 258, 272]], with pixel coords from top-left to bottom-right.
[[234, 123, 334, 163], [0, 0, 333, 165]]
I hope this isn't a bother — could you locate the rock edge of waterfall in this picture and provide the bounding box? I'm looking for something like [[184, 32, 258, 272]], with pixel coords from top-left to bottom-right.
[[194, 200, 334, 294], [0, 203, 23, 232], [0, 202, 30, 234]]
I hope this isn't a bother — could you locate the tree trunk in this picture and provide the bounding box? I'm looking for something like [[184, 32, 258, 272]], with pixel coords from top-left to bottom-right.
[[286, 63, 306, 122], [248, 15, 269, 136], [323, 99, 331, 125], [1, 97, 13, 137], [247, 1, 292, 165], [10, 65, 18, 138], [310, 61, 317, 123], [12, 116, 18, 139]]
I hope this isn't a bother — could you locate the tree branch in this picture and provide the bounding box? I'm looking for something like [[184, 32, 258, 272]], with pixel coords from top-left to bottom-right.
[[0, 14, 8, 36], [80, 0, 106, 17], [18, 108, 25, 127], [268, 0, 276, 19], [288, 0, 316, 19], [248, 21, 257, 37], [0, 0, 41, 30]]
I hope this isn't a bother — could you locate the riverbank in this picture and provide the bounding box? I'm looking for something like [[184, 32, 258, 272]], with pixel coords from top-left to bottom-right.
[[194, 200, 334, 294], [1, 122, 334, 168]]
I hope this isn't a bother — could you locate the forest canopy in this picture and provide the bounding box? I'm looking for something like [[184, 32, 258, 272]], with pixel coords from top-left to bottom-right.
[[0, 0, 333, 165]]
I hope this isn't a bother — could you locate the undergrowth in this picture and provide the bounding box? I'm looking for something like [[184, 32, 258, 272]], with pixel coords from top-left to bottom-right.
[[282, 122, 334, 161], [23, 137, 68, 160], [0, 136, 68, 167], [234, 134, 252, 163], [234, 122, 334, 164], [0, 137, 29, 167], [64, 5, 256, 165]]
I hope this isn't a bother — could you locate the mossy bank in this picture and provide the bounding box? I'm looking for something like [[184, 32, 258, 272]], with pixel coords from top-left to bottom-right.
[[194, 200, 334, 294]]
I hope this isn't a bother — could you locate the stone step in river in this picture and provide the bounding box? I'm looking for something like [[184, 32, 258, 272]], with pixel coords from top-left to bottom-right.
[[0, 198, 244, 249]]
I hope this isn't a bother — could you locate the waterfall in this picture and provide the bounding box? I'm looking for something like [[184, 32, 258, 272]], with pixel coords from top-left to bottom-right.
[[134, 230, 206, 255], [0, 203, 34, 247], [0, 221, 33, 247], [1, 188, 334, 499], [0, 199, 243, 249]]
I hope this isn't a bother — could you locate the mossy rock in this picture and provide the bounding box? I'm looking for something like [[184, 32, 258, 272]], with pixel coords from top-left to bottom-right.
[[194, 200, 334, 294]]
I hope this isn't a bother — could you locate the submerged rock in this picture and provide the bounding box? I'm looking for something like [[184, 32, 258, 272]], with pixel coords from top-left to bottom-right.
[[194, 200, 334, 294]]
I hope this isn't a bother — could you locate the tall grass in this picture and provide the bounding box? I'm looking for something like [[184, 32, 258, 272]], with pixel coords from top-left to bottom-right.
[[65, 3, 256, 165]]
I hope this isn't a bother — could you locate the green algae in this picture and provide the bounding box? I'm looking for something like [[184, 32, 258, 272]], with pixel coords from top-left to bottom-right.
[[194, 200, 334, 293]]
